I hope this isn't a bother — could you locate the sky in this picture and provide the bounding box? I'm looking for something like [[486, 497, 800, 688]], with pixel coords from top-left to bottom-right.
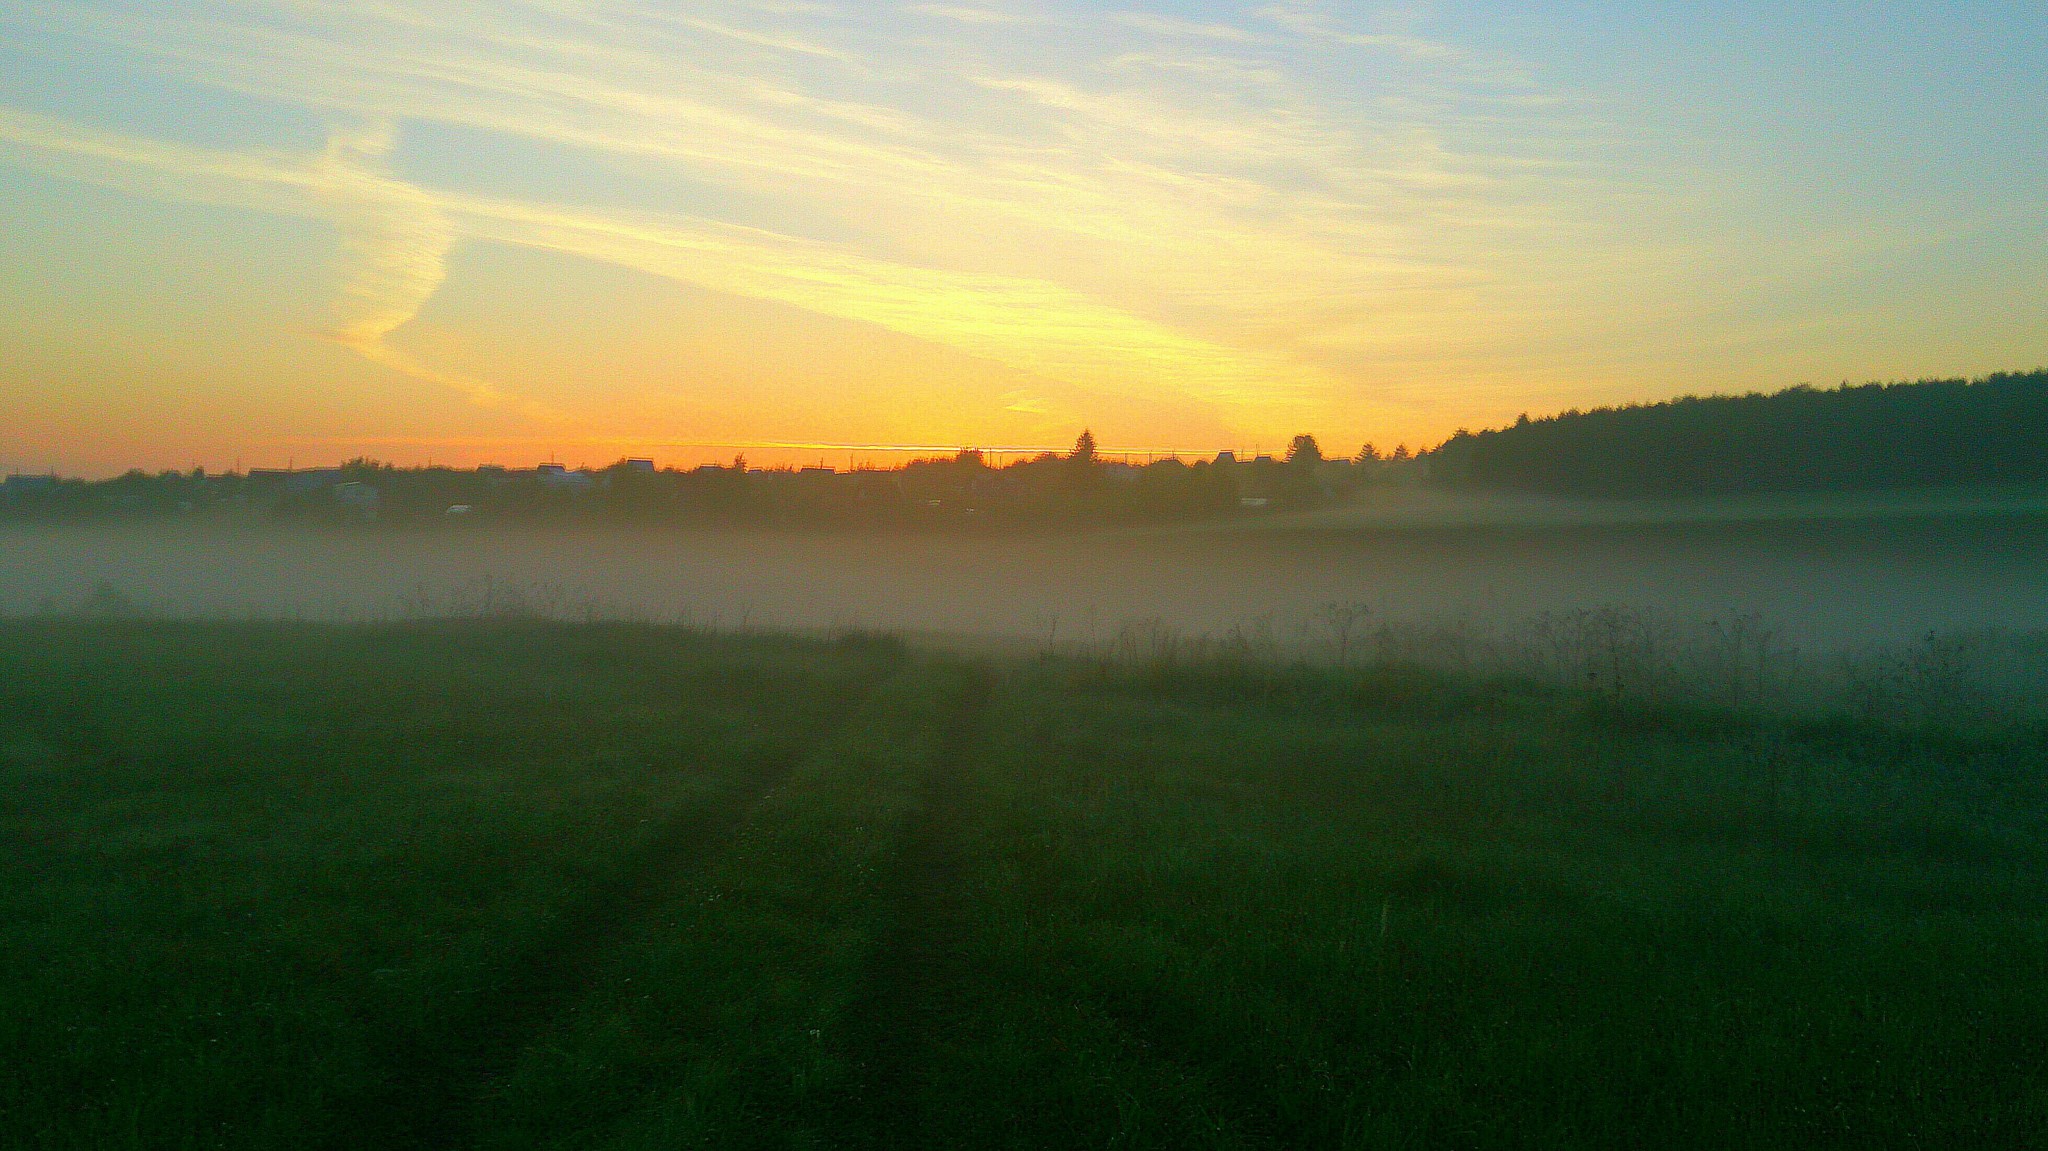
[[2, 1, 2044, 476]]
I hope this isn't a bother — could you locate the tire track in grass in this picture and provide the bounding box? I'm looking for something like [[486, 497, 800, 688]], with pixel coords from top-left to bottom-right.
[[821, 665, 993, 1149], [319, 671, 892, 1151]]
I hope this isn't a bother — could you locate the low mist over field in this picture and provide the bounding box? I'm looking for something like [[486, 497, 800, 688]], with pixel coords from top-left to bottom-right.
[[8, 492, 2046, 650], [13, 374, 2047, 661]]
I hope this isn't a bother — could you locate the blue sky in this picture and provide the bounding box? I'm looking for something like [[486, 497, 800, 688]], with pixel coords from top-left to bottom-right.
[[2, 1, 2043, 473]]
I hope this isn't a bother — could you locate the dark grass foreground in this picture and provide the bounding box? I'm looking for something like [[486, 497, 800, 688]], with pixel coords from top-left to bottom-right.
[[3, 622, 2045, 1148]]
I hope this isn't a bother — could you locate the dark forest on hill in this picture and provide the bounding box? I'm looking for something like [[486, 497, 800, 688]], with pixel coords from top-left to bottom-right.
[[1428, 370, 2048, 497]]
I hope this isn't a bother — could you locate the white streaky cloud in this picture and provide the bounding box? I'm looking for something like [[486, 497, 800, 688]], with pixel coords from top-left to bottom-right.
[[0, 106, 1327, 422], [1110, 12, 1263, 44], [904, 5, 1049, 26], [342, 339, 564, 422], [18, 3, 1592, 282], [315, 124, 559, 414], [0, 106, 554, 417], [1, 0, 1680, 439], [439, 195, 1327, 414], [0, 103, 308, 215], [635, 12, 849, 59], [1, 0, 2030, 452], [312, 123, 453, 351], [1105, 51, 1288, 88], [1253, 2, 1527, 81]]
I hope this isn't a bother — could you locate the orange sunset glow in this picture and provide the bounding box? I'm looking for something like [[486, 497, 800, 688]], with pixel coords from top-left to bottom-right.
[[3, 3, 2045, 475]]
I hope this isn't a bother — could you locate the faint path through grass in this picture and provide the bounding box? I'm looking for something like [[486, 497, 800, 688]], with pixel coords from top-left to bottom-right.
[[822, 666, 992, 1149], [321, 673, 888, 1151]]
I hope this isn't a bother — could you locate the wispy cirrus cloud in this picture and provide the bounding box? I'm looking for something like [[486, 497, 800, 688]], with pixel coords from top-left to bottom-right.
[[0, 104, 1327, 425], [0, 0, 1647, 443], [313, 124, 564, 418], [0, 105, 554, 416], [3, 0, 2037, 470], [312, 126, 453, 350], [904, 5, 1053, 27], [1254, 2, 1504, 72], [1111, 12, 1261, 43]]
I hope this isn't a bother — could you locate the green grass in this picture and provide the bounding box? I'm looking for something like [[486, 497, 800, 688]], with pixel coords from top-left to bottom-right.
[[2, 622, 2044, 1148]]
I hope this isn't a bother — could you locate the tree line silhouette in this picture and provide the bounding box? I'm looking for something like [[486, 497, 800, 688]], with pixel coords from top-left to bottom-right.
[[8, 370, 2044, 524], [0, 431, 1394, 528], [1428, 370, 2048, 497]]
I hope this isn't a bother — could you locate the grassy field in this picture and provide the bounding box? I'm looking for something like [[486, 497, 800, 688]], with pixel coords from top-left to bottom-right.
[[3, 621, 2045, 1148]]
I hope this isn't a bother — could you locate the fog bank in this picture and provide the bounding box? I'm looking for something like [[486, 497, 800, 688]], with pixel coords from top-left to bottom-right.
[[5, 505, 2044, 652]]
